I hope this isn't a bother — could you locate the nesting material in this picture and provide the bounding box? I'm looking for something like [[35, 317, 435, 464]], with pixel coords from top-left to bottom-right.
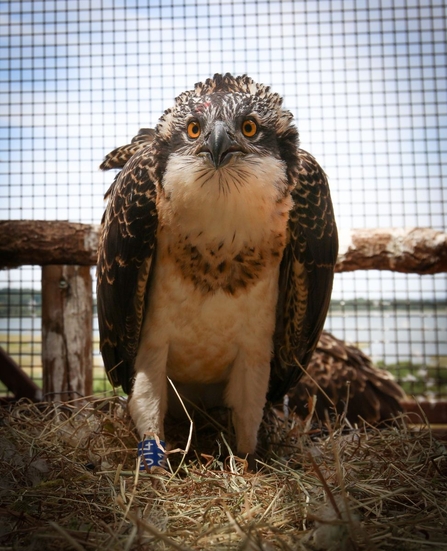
[[0, 396, 446, 550]]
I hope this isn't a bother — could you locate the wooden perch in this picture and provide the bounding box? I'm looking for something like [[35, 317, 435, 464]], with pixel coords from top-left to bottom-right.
[[0, 220, 446, 274], [336, 227, 447, 275], [0, 220, 99, 268]]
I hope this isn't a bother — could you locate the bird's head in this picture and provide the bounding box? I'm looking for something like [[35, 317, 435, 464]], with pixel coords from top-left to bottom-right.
[[152, 74, 300, 187]]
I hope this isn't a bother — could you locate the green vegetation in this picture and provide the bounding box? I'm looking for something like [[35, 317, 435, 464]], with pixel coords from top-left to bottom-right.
[[0, 288, 42, 317], [92, 366, 119, 395], [378, 359, 447, 396]]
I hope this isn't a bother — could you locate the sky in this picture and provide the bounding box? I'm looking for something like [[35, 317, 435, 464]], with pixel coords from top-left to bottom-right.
[[0, 0, 446, 301]]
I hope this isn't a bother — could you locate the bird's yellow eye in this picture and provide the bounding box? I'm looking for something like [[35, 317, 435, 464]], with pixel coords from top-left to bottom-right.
[[187, 120, 201, 139], [241, 118, 258, 138]]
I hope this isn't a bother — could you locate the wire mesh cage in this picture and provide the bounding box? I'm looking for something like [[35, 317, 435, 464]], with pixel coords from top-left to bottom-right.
[[0, 0, 446, 399]]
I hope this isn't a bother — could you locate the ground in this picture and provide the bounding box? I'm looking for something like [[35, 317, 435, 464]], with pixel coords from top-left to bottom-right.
[[0, 397, 446, 550]]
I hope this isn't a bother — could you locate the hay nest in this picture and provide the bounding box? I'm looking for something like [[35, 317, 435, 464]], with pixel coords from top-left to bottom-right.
[[0, 396, 446, 550]]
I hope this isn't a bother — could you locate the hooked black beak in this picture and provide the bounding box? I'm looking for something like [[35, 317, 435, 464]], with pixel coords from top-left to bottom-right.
[[202, 121, 240, 168]]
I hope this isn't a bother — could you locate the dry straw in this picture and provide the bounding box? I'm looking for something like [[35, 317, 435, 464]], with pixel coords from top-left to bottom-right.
[[0, 395, 446, 550]]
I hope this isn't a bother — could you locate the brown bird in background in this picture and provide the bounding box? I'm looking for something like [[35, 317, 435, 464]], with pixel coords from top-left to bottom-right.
[[288, 330, 406, 425]]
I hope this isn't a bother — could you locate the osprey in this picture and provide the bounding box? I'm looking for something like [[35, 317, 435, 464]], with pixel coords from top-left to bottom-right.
[[289, 331, 406, 424], [97, 74, 338, 462]]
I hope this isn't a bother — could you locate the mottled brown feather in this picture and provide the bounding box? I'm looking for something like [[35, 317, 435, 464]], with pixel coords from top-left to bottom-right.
[[97, 144, 158, 394], [268, 150, 338, 402], [100, 128, 155, 171], [288, 331, 406, 424]]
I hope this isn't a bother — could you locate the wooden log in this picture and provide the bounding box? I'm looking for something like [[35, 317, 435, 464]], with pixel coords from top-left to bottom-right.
[[0, 220, 99, 268], [41, 265, 93, 400], [0, 347, 42, 401], [0, 221, 446, 274], [336, 227, 447, 275]]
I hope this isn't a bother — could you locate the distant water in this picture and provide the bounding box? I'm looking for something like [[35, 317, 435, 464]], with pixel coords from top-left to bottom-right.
[[325, 310, 447, 365], [1, 311, 446, 366]]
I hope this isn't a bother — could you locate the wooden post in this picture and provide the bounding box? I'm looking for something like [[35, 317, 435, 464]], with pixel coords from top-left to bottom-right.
[[41, 265, 93, 401]]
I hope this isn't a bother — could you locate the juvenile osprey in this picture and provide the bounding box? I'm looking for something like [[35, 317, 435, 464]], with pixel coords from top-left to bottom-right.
[[289, 331, 406, 424], [97, 74, 338, 461]]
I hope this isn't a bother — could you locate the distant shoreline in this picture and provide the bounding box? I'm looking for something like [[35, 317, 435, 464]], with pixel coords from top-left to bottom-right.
[[1, 290, 446, 319]]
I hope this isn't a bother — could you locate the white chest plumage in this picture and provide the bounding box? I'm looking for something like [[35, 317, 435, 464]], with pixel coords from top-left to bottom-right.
[[151, 153, 289, 379], [143, 249, 281, 384], [129, 153, 292, 454]]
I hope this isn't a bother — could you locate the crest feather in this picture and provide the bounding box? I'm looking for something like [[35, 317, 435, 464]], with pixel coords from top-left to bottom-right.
[[172, 73, 284, 110]]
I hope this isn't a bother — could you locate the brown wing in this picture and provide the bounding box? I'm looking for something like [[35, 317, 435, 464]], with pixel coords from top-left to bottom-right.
[[288, 331, 406, 424], [100, 128, 155, 171], [97, 142, 158, 394], [268, 149, 338, 403]]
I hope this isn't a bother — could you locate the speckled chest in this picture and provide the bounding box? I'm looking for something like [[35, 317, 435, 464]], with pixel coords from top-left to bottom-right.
[[156, 153, 293, 294], [163, 230, 287, 295]]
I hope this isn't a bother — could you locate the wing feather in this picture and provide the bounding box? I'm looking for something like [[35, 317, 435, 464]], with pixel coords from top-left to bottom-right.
[[97, 144, 158, 394], [288, 331, 406, 423], [100, 128, 155, 171], [268, 149, 338, 402]]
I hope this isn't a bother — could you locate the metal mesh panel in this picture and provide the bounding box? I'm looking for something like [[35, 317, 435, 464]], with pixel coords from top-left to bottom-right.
[[1, 0, 446, 398]]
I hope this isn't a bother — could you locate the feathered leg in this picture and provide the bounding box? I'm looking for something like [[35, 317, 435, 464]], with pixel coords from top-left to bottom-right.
[[129, 346, 168, 441], [225, 349, 271, 458]]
